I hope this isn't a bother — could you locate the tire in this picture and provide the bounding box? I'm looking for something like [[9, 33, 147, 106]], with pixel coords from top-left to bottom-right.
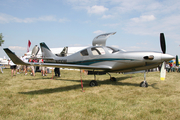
[[140, 81, 148, 87], [110, 77, 116, 81], [89, 80, 98, 87]]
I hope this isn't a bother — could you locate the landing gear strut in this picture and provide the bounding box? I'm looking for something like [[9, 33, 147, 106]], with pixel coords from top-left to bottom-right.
[[89, 71, 117, 87], [107, 72, 116, 81], [140, 71, 148, 87], [89, 70, 98, 87]]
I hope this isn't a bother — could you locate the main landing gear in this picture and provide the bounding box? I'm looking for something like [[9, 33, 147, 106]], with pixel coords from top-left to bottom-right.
[[140, 71, 148, 87], [89, 72, 98, 87], [88, 71, 149, 87], [89, 72, 116, 87]]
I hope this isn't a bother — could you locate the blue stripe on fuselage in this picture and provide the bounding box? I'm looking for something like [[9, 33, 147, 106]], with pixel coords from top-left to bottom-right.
[[67, 58, 135, 65]]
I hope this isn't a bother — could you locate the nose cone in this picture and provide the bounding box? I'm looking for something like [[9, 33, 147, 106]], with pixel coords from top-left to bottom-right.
[[161, 54, 174, 62]]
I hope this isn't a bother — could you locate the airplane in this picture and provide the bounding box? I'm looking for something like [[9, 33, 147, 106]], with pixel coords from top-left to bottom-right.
[[0, 57, 8, 73], [0, 57, 8, 65], [26, 45, 87, 58], [3, 32, 174, 88]]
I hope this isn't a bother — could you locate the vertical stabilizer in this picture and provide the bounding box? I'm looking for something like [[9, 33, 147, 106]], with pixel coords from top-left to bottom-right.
[[31, 45, 40, 56], [40, 42, 56, 59]]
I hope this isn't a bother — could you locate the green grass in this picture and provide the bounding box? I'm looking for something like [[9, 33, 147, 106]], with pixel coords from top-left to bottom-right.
[[0, 68, 180, 120]]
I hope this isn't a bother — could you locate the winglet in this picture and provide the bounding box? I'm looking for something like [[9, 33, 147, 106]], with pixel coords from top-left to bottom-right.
[[3, 48, 30, 65]]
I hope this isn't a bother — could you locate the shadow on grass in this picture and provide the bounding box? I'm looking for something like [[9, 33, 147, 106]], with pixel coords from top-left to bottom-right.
[[19, 76, 145, 95], [19, 75, 159, 95]]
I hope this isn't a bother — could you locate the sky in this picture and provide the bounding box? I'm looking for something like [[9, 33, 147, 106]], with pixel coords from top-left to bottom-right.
[[0, 0, 180, 59]]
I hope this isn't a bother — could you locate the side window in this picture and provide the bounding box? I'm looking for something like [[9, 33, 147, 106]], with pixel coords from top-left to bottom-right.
[[91, 47, 105, 55], [80, 49, 89, 56]]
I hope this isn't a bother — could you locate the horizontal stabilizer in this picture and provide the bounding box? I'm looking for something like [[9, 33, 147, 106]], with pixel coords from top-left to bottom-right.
[[3, 48, 30, 65]]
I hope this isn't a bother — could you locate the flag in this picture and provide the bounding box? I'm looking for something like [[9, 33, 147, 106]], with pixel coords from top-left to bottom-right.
[[27, 40, 31, 52]]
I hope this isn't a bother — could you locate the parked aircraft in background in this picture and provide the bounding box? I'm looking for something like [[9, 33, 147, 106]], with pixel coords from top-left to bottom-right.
[[4, 32, 174, 88], [0, 57, 8, 65], [26, 46, 87, 58]]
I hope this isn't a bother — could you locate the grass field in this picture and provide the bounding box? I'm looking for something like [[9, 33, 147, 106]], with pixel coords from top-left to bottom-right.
[[0, 68, 179, 120]]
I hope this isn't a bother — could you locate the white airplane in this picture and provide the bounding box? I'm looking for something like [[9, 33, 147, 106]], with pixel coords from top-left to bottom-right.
[[26, 45, 87, 58], [0, 57, 8, 65], [3, 32, 174, 88]]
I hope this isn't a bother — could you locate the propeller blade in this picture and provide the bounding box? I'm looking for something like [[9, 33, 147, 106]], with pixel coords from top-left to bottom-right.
[[176, 55, 179, 66], [160, 62, 166, 80], [160, 33, 166, 54]]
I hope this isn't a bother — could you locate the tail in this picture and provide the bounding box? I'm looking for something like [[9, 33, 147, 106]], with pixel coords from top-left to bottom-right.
[[3, 48, 30, 65], [40, 42, 57, 60], [56, 46, 68, 57]]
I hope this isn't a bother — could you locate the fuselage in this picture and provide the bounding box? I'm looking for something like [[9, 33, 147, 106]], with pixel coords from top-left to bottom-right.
[[44, 46, 174, 73]]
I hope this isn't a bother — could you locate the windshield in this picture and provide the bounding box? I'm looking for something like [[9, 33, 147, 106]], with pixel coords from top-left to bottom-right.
[[106, 46, 120, 54], [91, 47, 105, 55]]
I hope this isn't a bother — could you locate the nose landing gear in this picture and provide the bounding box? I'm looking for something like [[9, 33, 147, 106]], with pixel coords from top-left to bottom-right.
[[140, 71, 148, 87]]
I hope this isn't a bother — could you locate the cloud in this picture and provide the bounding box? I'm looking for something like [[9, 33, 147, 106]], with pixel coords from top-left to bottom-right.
[[102, 14, 114, 19], [131, 15, 156, 22], [0, 13, 68, 23], [93, 30, 105, 35], [87, 5, 108, 14], [103, 23, 121, 27], [58, 18, 70, 23], [9, 46, 26, 50], [123, 14, 180, 37]]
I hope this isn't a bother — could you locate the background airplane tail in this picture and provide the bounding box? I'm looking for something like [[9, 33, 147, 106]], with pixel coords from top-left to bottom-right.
[[40, 42, 56, 59]]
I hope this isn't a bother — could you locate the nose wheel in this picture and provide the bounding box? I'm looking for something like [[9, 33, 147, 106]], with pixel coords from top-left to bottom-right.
[[140, 81, 148, 87], [140, 71, 148, 87]]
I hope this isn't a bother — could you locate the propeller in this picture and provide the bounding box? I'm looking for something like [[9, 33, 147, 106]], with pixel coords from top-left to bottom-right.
[[160, 33, 166, 80], [160, 33, 166, 54], [160, 62, 166, 80]]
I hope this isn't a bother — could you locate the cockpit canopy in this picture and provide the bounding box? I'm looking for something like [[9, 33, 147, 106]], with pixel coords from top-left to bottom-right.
[[92, 32, 116, 46], [80, 46, 123, 56]]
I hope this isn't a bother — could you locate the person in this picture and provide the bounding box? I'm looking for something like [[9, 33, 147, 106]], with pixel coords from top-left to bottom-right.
[[54, 67, 60, 77], [39, 58, 45, 76], [22, 54, 29, 75], [169, 62, 173, 72], [166, 63, 170, 72], [33, 58, 38, 73], [17, 56, 23, 74], [29, 58, 35, 76], [0, 64, 3, 73], [8, 59, 17, 77]]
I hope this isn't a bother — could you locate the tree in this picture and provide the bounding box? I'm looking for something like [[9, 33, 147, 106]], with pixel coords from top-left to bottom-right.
[[0, 33, 5, 46]]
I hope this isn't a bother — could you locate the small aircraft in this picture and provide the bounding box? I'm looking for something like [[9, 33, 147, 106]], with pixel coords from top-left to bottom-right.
[[26, 45, 87, 58], [0, 57, 8, 65], [3, 32, 174, 87]]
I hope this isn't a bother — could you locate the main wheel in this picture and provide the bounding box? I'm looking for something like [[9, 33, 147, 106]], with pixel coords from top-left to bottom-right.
[[89, 80, 98, 87], [110, 77, 116, 81], [140, 81, 148, 87]]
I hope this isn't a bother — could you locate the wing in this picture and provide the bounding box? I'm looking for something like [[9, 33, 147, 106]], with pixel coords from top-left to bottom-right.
[[3, 48, 112, 71]]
